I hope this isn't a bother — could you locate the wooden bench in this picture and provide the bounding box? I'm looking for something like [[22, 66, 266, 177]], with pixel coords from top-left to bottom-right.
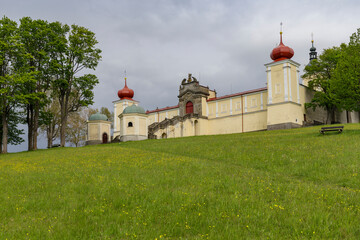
[[320, 126, 344, 134]]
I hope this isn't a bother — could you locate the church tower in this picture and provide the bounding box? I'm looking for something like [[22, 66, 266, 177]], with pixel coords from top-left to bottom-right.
[[113, 77, 139, 140], [265, 23, 303, 129], [309, 33, 317, 61], [302, 34, 318, 87]]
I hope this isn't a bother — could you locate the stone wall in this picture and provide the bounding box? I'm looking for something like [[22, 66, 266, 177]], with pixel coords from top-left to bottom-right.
[[178, 74, 210, 117]]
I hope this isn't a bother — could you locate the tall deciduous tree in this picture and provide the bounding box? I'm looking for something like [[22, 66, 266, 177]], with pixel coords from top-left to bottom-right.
[[52, 25, 101, 147], [0, 16, 33, 153], [333, 29, 360, 113], [19, 17, 65, 151], [302, 47, 341, 123]]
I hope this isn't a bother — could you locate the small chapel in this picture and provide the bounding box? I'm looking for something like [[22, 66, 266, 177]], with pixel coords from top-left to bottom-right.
[[86, 29, 359, 144]]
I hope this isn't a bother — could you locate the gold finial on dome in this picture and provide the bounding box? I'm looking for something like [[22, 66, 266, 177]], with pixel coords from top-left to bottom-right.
[[124, 70, 127, 85], [311, 32, 314, 43], [279, 22, 283, 44]]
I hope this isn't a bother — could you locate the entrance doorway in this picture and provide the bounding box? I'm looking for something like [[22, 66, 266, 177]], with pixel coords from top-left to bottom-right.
[[102, 133, 108, 143], [161, 133, 167, 139]]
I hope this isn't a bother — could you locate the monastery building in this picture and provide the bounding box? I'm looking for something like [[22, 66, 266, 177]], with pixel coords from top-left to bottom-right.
[[86, 30, 359, 144]]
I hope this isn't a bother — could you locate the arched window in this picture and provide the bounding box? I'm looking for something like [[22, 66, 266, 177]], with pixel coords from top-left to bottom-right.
[[186, 101, 193, 114], [128, 122, 133, 127]]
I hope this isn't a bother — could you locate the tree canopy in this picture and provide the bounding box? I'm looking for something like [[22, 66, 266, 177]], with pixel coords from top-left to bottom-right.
[[0, 16, 101, 153], [303, 28, 360, 123], [302, 47, 341, 123], [333, 29, 360, 112]]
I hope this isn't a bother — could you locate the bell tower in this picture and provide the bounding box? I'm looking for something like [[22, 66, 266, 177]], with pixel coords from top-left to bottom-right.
[[309, 33, 317, 61], [113, 76, 138, 139], [265, 23, 303, 130]]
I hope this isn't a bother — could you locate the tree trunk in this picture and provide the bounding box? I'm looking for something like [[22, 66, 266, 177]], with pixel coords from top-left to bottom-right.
[[47, 125, 53, 148], [331, 109, 336, 124], [327, 108, 336, 124], [27, 105, 34, 151], [32, 102, 40, 150], [0, 130, 2, 153], [326, 111, 331, 124], [60, 97, 68, 147], [60, 113, 67, 147], [1, 112, 8, 154], [346, 111, 352, 123]]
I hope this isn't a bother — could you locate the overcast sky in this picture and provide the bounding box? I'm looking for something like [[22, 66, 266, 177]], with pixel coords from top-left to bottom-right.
[[3, 0, 360, 152]]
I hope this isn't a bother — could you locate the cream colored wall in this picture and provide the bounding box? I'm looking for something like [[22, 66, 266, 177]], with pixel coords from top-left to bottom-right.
[[262, 93, 268, 110], [208, 102, 216, 118], [167, 109, 179, 119], [87, 121, 111, 141], [113, 99, 137, 137], [299, 85, 307, 112], [88, 124, 99, 140], [139, 117, 147, 136], [159, 109, 178, 121], [209, 90, 216, 99], [270, 64, 284, 104], [152, 107, 267, 139], [148, 113, 157, 125], [267, 61, 299, 104], [158, 112, 166, 122], [114, 101, 124, 133], [100, 123, 111, 141], [148, 108, 179, 125], [267, 103, 303, 126], [232, 97, 243, 114], [282, 63, 300, 104], [266, 60, 303, 127], [208, 115, 242, 134], [207, 92, 266, 120], [244, 92, 265, 113], [153, 117, 208, 139], [208, 110, 267, 135], [289, 66, 299, 103], [120, 114, 148, 138], [125, 116, 135, 135], [243, 111, 268, 132], [201, 97, 208, 116], [218, 99, 230, 117]]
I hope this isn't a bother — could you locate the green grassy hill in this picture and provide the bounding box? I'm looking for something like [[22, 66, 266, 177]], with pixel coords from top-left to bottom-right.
[[1, 124, 360, 239]]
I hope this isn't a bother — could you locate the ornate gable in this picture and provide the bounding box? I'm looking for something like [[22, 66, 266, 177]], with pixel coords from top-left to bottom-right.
[[178, 74, 210, 117]]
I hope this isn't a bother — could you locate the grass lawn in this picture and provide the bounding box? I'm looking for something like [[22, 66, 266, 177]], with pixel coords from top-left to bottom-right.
[[1, 124, 360, 239]]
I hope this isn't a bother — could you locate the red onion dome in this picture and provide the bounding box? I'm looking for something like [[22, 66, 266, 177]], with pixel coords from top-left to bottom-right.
[[118, 77, 134, 100], [270, 32, 294, 62]]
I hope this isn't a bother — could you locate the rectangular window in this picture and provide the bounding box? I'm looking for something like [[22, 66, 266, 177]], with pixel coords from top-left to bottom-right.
[[235, 101, 241, 111], [251, 98, 257, 108], [275, 83, 281, 94], [221, 104, 227, 113]]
